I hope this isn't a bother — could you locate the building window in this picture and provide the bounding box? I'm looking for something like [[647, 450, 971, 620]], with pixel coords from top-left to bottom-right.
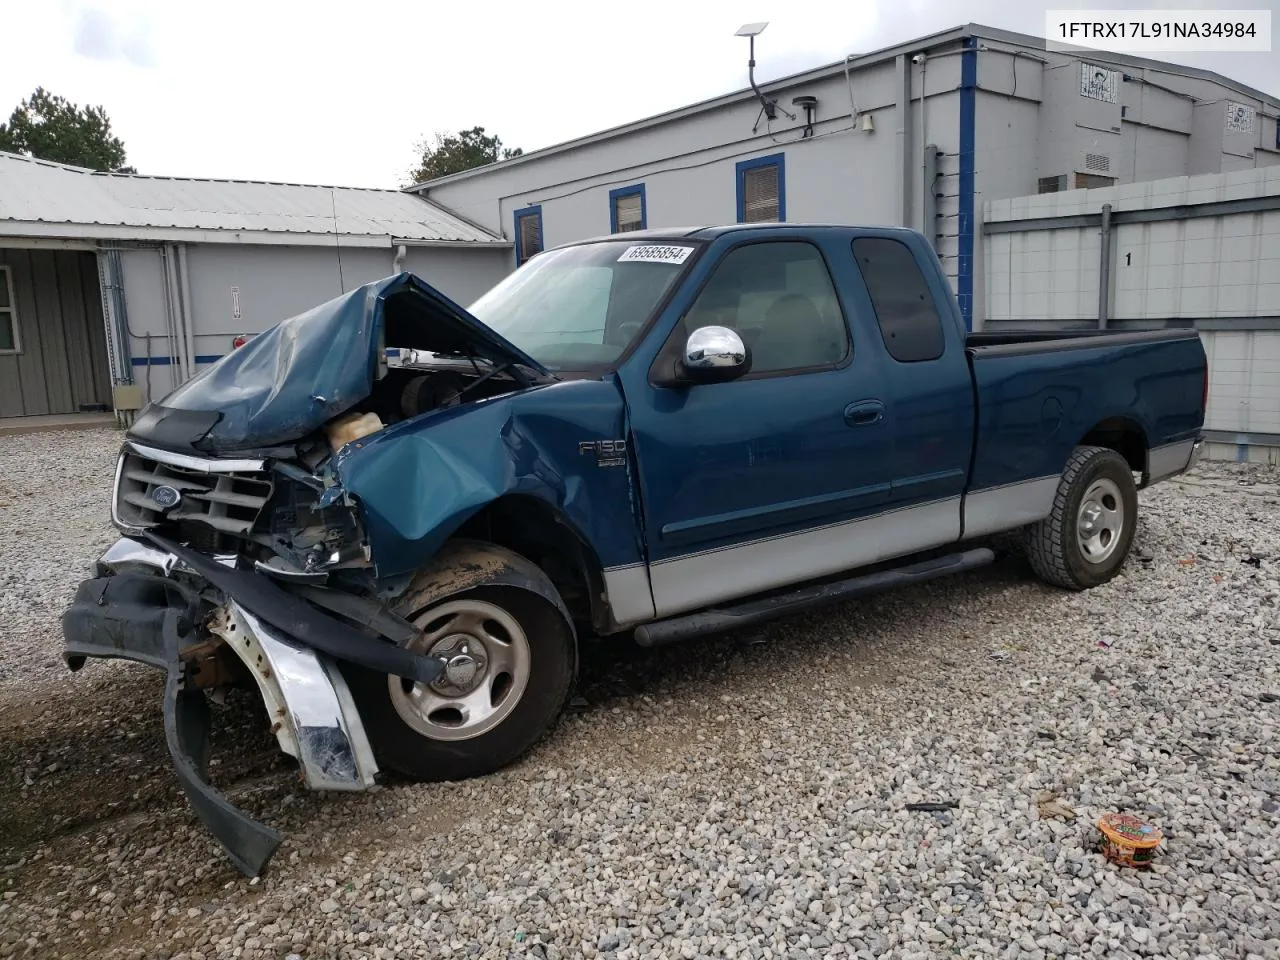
[[1073, 172, 1115, 190], [514, 205, 543, 266], [609, 184, 646, 233], [736, 153, 785, 223], [1038, 175, 1068, 194], [0, 266, 19, 354], [852, 237, 945, 363]]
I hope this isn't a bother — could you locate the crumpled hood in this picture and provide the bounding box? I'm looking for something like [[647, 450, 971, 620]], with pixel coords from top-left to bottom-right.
[[128, 272, 549, 453]]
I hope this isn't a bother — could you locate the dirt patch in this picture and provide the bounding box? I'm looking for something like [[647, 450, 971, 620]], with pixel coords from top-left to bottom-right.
[[0, 671, 284, 864]]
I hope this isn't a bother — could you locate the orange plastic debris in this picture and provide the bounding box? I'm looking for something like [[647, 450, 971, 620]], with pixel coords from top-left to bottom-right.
[[1098, 812, 1163, 868]]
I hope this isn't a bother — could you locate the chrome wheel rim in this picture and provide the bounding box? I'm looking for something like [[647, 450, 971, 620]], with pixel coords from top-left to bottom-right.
[[1077, 477, 1125, 565], [389, 599, 531, 742]]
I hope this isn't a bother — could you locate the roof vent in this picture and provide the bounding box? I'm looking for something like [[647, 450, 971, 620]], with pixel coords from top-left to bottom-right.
[[1085, 153, 1111, 173]]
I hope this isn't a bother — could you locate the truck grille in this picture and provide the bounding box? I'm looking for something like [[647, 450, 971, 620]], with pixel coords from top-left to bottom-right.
[[113, 443, 273, 538]]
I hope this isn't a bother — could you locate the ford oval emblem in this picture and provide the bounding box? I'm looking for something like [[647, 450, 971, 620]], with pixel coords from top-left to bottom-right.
[[151, 485, 182, 510]]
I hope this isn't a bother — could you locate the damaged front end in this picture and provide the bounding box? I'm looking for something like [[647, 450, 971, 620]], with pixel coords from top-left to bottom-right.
[[61, 273, 555, 875], [63, 445, 443, 874]]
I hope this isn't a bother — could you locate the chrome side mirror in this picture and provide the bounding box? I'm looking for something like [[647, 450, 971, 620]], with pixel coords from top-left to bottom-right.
[[681, 325, 750, 384]]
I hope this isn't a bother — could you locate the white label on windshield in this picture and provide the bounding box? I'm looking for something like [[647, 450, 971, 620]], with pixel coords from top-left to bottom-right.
[[617, 244, 694, 265]]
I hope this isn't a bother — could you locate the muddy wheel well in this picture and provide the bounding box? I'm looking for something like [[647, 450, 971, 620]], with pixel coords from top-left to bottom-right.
[[452, 496, 611, 634], [1079, 417, 1147, 474]]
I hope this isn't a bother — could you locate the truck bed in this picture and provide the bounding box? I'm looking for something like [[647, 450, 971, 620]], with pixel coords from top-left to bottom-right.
[[963, 327, 1206, 498]]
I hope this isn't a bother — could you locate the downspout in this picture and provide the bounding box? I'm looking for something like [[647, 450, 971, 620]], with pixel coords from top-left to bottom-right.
[[157, 245, 184, 380], [918, 53, 927, 233], [1097, 203, 1113, 330], [956, 37, 978, 331], [110, 249, 132, 381], [177, 244, 197, 375], [392, 243, 407, 275], [168, 244, 190, 381], [895, 54, 912, 228]]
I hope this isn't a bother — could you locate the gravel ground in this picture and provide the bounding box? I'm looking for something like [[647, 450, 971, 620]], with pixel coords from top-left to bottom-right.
[[1, 428, 1278, 960], [0, 427, 123, 696]]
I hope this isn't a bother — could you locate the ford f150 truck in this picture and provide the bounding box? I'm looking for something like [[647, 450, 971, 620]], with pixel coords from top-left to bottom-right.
[[62, 224, 1207, 874]]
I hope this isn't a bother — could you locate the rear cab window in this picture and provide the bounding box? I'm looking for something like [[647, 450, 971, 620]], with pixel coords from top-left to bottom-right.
[[852, 237, 946, 363]]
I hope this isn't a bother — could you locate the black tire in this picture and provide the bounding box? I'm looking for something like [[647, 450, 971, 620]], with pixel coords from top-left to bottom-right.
[[1024, 445, 1138, 590], [342, 541, 576, 782]]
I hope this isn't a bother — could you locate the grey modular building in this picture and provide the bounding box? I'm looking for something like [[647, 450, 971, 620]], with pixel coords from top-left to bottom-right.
[[407, 22, 1280, 332]]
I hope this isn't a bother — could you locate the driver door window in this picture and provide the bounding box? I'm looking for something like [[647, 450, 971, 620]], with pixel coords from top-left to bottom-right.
[[681, 241, 849, 375]]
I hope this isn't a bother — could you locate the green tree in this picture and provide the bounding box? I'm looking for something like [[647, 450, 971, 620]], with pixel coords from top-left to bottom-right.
[[0, 86, 128, 171], [407, 126, 522, 184]]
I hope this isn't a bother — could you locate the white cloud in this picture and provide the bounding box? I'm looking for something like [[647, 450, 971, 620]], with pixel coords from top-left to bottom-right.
[[0, 0, 1275, 188], [70, 4, 158, 68]]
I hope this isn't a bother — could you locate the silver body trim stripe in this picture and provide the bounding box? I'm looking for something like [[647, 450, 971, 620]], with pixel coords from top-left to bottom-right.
[[1147, 438, 1197, 483], [601, 564, 656, 625], [961, 475, 1060, 539], [600, 473, 1073, 626], [648, 496, 962, 619]]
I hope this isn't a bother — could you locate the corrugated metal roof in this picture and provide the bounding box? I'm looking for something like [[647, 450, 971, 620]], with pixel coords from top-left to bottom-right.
[[0, 152, 503, 245]]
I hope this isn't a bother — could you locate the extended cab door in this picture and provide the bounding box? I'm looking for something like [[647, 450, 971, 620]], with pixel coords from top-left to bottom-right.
[[619, 233, 929, 619], [847, 233, 976, 514]]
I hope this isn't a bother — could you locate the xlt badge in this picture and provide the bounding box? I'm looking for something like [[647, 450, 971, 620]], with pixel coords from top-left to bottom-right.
[[579, 439, 627, 468]]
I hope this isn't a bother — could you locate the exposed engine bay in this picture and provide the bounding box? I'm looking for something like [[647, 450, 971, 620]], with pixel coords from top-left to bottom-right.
[[113, 349, 537, 591], [353, 350, 531, 428]]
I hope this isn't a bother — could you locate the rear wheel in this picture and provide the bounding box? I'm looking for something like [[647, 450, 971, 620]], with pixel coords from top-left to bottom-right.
[[343, 541, 576, 782], [1024, 445, 1138, 590]]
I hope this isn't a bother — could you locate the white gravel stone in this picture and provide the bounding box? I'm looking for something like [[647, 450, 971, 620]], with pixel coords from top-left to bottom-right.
[[2, 430, 1280, 960], [0, 427, 122, 695]]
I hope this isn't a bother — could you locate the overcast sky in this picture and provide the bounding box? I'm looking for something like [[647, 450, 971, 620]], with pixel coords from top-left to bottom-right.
[[2, 0, 1277, 188]]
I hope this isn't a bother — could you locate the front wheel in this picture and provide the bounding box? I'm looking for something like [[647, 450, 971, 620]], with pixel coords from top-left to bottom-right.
[[342, 541, 576, 782], [1024, 445, 1138, 590]]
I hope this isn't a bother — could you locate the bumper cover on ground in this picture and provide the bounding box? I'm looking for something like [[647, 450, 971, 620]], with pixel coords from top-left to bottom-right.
[[59, 536, 433, 876]]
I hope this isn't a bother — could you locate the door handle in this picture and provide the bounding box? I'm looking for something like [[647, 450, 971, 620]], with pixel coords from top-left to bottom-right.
[[844, 399, 885, 426]]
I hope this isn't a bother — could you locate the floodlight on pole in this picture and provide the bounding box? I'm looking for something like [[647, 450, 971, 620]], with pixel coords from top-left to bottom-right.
[[735, 20, 795, 124]]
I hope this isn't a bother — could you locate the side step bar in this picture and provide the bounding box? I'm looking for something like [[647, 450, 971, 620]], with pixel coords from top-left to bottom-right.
[[634, 547, 996, 647]]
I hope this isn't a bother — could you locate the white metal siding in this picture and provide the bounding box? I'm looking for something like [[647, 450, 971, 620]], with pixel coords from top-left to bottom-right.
[[1113, 212, 1280, 319], [983, 228, 1100, 322], [1203, 331, 1280, 435]]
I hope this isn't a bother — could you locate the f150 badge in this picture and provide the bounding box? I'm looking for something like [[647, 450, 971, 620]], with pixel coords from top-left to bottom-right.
[[579, 439, 627, 468]]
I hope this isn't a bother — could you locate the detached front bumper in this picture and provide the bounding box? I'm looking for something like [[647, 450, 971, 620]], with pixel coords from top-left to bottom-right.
[[61, 536, 438, 876]]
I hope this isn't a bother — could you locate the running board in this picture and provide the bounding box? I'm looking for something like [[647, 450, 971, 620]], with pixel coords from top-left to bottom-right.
[[633, 547, 996, 647]]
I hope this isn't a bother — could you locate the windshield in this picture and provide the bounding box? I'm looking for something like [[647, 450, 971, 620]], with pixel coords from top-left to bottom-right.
[[467, 239, 698, 370]]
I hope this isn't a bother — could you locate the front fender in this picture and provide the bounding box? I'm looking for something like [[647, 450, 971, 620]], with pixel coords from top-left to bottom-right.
[[335, 378, 641, 580]]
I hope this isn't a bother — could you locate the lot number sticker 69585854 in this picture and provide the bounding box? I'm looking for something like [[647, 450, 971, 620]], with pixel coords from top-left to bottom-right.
[[617, 244, 695, 265]]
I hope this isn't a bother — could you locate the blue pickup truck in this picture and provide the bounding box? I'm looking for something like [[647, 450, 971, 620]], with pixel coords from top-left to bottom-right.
[[63, 224, 1206, 874]]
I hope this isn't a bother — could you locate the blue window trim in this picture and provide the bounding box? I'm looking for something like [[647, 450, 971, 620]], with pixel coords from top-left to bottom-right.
[[608, 183, 646, 233], [956, 37, 977, 331], [735, 153, 786, 223], [132, 355, 224, 366], [513, 204, 543, 265]]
